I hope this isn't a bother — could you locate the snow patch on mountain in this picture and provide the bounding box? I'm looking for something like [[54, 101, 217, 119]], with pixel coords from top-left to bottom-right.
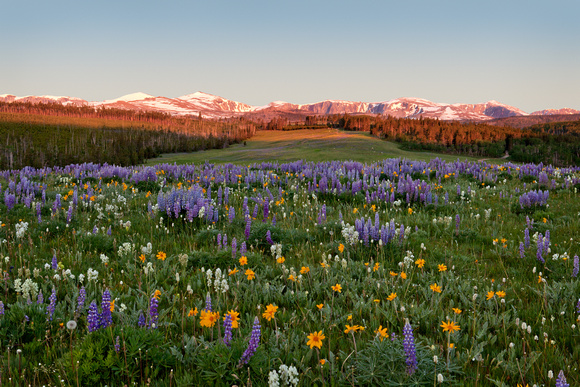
[[102, 92, 155, 103]]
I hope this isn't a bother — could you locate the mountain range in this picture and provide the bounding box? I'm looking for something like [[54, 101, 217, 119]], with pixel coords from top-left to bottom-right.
[[1, 92, 579, 122]]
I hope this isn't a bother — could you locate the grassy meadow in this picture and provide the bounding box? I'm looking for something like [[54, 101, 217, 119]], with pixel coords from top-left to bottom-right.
[[147, 129, 502, 165], [0, 135, 578, 386]]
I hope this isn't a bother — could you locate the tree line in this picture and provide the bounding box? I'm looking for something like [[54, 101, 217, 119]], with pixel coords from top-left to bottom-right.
[[0, 102, 262, 170], [330, 114, 580, 166]]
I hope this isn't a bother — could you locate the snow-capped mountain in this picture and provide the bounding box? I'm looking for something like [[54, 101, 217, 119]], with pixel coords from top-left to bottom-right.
[[1, 91, 578, 121], [530, 108, 580, 116], [0, 94, 87, 106]]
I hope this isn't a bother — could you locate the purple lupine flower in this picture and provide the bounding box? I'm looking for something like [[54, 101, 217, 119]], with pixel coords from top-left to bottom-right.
[[272, 214, 276, 226], [399, 224, 405, 245], [77, 286, 86, 313], [92, 225, 98, 234], [544, 230, 550, 252], [138, 311, 146, 328], [556, 370, 569, 387], [36, 202, 42, 224], [238, 316, 261, 366], [403, 320, 417, 375], [4, 193, 16, 211], [263, 200, 269, 221], [223, 234, 227, 248], [46, 288, 57, 322], [223, 313, 233, 348], [232, 238, 237, 259], [266, 230, 274, 245], [114, 336, 121, 353], [88, 301, 99, 332], [444, 192, 449, 205], [25, 315, 29, 322], [149, 296, 159, 329], [252, 204, 259, 219], [204, 293, 212, 312], [52, 194, 61, 215], [228, 206, 235, 223], [51, 254, 58, 270], [217, 233, 222, 250], [37, 290, 44, 304], [100, 289, 112, 328], [245, 216, 251, 240], [106, 226, 112, 236], [573, 255, 579, 278], [524, 228, 530, 249], [0, 301, 4, 316], [240, 241, 247, 257], [66, 205, 73, 224], [536, 235, 545, 263], [242, 197, 249, 216], [519, 242, 525, 259], [576, 299, 580, 314], [455, 214, 460, 235]]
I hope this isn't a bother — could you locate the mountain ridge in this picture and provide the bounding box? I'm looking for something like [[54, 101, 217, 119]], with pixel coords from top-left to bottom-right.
[[1, 92, 579, 122]]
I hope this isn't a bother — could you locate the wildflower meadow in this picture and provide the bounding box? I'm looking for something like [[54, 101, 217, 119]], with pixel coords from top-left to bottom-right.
[[0, 158, 579, 386]]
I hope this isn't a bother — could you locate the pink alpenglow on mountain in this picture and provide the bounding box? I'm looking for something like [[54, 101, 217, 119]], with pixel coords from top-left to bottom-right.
[[1, 92, 578, 121]]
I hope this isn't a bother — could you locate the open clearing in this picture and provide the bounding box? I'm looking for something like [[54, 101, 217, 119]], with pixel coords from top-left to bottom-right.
[[147, 129, 501, 165]]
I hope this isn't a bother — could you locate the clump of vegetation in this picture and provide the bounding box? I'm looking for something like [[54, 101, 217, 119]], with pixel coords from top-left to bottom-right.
[[0, 157, 579, 385]]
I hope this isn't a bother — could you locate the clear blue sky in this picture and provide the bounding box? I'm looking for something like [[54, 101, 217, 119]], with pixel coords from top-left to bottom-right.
[[2, 0, 579, 112]]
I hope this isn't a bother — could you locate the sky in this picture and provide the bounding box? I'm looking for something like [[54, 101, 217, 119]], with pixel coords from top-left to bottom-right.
[[1, 0, 579, 112]]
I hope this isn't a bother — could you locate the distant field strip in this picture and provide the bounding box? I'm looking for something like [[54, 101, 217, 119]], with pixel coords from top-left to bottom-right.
[[147, 129, 497, 165]]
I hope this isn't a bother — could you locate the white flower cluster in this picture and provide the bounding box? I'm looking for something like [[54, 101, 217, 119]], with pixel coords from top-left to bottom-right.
[[15, 221, 29, 239], [143, 262, 154, 275], [341, 223, 359, 246], [432, 216, 452, 226], [204, 268, 229, 293], [100, 254, 109, 264], [400, 250, 415, 268], [484, 208, 492, 220], [270, 243, 283, 259], [14, 278, 39, 300], [115, 194, 127, 205], [118, 242, 135, 257], [63, 268, 75, 280], [141, 242, 153, 256], [268, 364, 299, 387], [87, 268, 99, 281], [459, 190, 476, 201]]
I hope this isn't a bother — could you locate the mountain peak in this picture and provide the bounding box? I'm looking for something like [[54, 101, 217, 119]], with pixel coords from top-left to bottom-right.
[[106, 92, 155, 103]]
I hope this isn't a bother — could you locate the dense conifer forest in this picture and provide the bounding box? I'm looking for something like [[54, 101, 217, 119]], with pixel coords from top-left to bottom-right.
[[0, 102, 259, 169], [330, 115, 580, 166]]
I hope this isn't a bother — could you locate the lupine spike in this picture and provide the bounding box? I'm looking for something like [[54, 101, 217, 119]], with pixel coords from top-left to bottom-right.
[[46, 288, 57, 322], [238, 316, 261, 366], [403, 320, 417, 375], [77, 286, 86, 313], [88, 301, 99, 332], [149, 297, 159, 329], [100, 289, 112, 328], [223, 313, 233, 348], [204, 293, 212, 312]]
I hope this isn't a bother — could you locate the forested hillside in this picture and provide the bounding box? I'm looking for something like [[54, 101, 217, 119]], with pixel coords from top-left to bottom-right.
[[331, 114, 580, 166], [0, 102, 260, 169]]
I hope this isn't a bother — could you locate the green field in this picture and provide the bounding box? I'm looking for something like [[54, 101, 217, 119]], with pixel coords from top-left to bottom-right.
[[147, 129, 501, 165]]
